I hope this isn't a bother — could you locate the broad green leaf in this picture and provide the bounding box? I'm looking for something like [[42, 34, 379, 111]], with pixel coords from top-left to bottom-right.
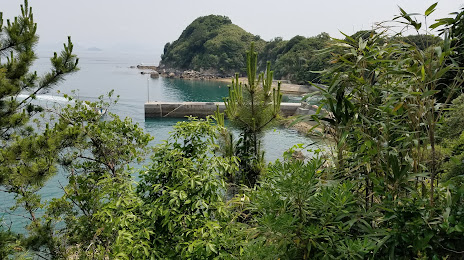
[[359, 37, 367, 51], [425, 2, 438, 16], [421, 65, 425, 81], [207, 242, 218, 254]]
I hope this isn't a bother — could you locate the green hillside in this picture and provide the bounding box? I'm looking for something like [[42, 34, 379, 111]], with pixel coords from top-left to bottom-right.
[[160, 15, 443, 85], [260, 33, 332, 84], [160, 15, 265, 75], [159, 14, 333, 82]]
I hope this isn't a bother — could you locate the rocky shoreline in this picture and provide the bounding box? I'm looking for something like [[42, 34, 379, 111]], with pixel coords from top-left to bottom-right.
[[131, 65, 319, 95], [132, 65, 226, 80]]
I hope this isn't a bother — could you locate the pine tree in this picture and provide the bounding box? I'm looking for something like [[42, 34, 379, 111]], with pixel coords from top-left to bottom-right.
[[0, 0, 78, 251], [217, 42, 282, 187], [0, 1, 78, 141]]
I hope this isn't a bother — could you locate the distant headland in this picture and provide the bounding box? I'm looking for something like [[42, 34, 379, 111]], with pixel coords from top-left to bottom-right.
[[87, 47, 103, 51]]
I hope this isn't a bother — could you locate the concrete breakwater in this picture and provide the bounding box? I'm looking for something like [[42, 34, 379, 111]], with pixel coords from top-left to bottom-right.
[[145, 102, 303, 118]]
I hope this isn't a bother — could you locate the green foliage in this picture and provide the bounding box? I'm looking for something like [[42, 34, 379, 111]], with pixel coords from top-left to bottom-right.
[[299, 3, 464, 259], [136, 117, 238, 259], [258, 37, 286, 71], [375, 179, 464, 259], [396, 34, 443, 51], [3, 2, 464, 260], [0, 2, 78, 257], [32, 94, 153, 258], [441, 135, 464, 183], [439, 93, 464, 141], [450, 8, 464, 69], [0, 90, 156, 257], [160, 14, 450, 87], [218, 43, 282, 187], [0, 3, 78, 141], [0, 224, 30, 259], [160, 15, 265, 75], [439, 179, 464, 255], [271, 33, 332, 84], [217, 11, 464, 256], [432, 7, 464, 67], [312, 4, 463, 207], [160, 15, 334, 82], [242, 156, 378, 259], [438, 96, 464, 183], [348, 30, 376, 42]]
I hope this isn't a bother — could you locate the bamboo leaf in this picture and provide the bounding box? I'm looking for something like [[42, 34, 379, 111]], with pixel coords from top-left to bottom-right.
[[421, 65, 425, 82], [425, 2, 438, 17], [339, 30, 355, 44], [288, 115, 306, 127], [421, 90, 440, 98], [434, 66, 451, 80]]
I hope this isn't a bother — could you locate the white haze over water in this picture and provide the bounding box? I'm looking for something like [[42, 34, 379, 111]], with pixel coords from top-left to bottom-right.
[[2, 0, 463, 61]]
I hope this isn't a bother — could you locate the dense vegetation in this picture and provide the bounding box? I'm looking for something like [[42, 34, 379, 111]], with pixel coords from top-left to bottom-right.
[[160, 16, 444, 85], [2, 1, 464, 259], [160, 15, 266, 75], [159, 14, 333, 82]]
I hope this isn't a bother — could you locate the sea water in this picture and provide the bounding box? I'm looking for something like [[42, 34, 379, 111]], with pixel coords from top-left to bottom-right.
[[1, 51, 317, 232]]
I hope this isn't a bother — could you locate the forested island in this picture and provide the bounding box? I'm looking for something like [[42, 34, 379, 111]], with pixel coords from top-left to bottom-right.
[[2, 1, 464, 259], [158, 14, 442, 84]]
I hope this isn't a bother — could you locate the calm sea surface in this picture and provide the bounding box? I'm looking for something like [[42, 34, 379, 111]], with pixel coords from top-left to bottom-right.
[[1, 51, 316, 232]]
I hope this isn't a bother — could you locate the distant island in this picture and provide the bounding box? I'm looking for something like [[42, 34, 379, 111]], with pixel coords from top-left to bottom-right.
[[87, 47, 103, 51], [156, 15, 441, 85]]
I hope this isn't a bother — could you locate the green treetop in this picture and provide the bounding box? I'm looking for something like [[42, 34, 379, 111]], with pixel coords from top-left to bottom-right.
[[0, 1, 78, 257], [217, 42, 282, 188], [0, 0, 78, 141]]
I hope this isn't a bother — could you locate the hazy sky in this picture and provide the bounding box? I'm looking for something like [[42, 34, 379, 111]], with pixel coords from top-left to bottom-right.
[[2, 0, 463, 58]]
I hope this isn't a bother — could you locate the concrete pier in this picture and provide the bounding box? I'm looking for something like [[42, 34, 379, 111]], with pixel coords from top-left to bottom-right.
[[144, 102, 302, 118]]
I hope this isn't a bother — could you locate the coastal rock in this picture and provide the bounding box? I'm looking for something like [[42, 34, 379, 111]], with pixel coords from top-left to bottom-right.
[[292, 150, 306, 161], [150, 71, 159, 78], [182, 70, 202, 79], [168, 72, 175, 78], [179, 69, 223, 80]]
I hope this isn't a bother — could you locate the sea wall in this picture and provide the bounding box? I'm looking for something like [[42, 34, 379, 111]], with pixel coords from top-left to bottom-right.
[[145, 102, 302, 118]]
